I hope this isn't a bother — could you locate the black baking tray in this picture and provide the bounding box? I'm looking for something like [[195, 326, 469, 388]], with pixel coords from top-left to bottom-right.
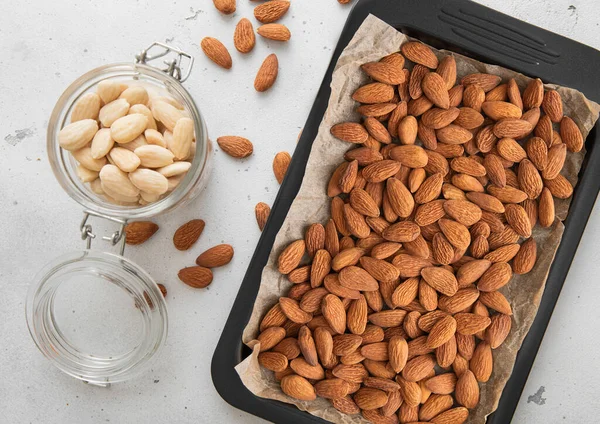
[[212, 0, 600, 422]]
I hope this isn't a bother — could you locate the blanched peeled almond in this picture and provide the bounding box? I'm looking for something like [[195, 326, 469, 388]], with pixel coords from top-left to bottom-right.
[[121, 134, 148, 152], [72, 146, 107, 171], [157, 161, 192, 177], [129, 104, 157, 131], [167, 174, 184, 191], [163, 130, 174, 150], [140, 191, 160, 203], [71, 92, 101, 122], [59, 119, 99, 151], [102, 186, 140, 204], [109, 147, 141, 172], [111, 113, 148, 144], [119, 86, 149, 106], [151, 101, 185, 132], [99, 164, 140, 199], [145, 129, 166, 147], [89, 178, 104, 194], [91, 128, 114, 159], [171, 118, 194, 159], [76, 165, 99, 183], [129, 168, 169, 195], [188, 142, 196, 161], [151, 95, 185, 110], [97, 80, 128, 104], [134, 144, 174, 168], [99, 99, 130, 127]]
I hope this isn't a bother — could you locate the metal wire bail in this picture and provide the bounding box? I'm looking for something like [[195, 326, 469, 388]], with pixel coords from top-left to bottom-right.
[[79, 210, 128, 256], [135, 42, 194, 83]]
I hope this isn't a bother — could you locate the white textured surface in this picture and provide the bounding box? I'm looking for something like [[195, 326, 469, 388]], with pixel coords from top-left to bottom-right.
[[0, 0, 598, 423]]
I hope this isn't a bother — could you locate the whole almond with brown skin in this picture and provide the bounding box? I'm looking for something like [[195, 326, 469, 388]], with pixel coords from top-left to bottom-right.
[[398, 115, 419, 145], [125, 221, 158, 245], [280, 375, 316, 401], [278, 239, 306, 274], [523, 78, 544, 109], [421, 107, 460, 130], [543, 143, 567, 180], [438, 287, 479, 313], [422, 72, 450, 109], [353, 83, 395, 104], [233, 18, 255, 53], [273, 151, 291, 184], [333, 363, 369, 383], [297, 325, 319, 366], [397, 377, 421, 407], [463, 84, 485, 112], [258, 352, 288, 372], [414, 199, 446, 226], [343, 203, 370, 239], [362, 160, 401, 183], [196, 244, 234, 267], [475, 124, 497, 152], [364, 117, 392, 144], [483, 154, 506, 187], [455, 313, 491, 336], [513, 237, 537, 274], [461, 73, 502, 92], [354, 387, 389, 410], [173, 219, 205, 250], [432, 232, 454, 265], [436, 125, 473, 145], [178, 266, 213, 288], [443, 200, 482, 226], [535, 114, 554, 147], [280, 297, 312, 324], [386, 178, 415, 217], [401, 41, 439, 69], [454, 370, 479, 408], [518, 159, 543, 199], [255, 202, 270, 231], [254, 0, 290, 23], [470, 341, 493, 382], [255, 54, 279, 92], [305, 223, 325, 258], [421, 267, 458, 297], [402, 354, 436, 382], [414, 173, 444, 204], [522, 198, 538, 228], [542, 89, 563, 122], [560, 116, 584, 152], [258, 326, 286, 352], [357, 102, 397, 117], [482, 101, 522, 120], [430, 407, 469, 424], [388, 336, 408, 373], [436, 335, 458, 368], [544, 174, 573, 199], [456, 259, 492, 286], [332, 396, 360, 415], [438, 218, 471, 250], [538, 187, 555, 228], [368, 310, 407, 328], [200, 37, 232, 69], [213, 0, 235, 14], [420, 394, 454, 421], [314, 327, 336, 368], [257, 23, 291, 41], [484, 244, 520, 263], [454, 106, 484, 129], [507, 78, 523, 110], [426, 315, 457, 348], [217, 136, 253, 158], [314, 378, 349, 400], [486, 83, 508, 101], [496, 137, 527, 162], [290, 357, 324, 380], [260, 304, 287, 331], [332, 247, 365, 271], [382, 221, 421, 243], [425, 372, 457, 395], [437, 56, 457, 89], [471, 235, 490, 259], [392, 277, 420, 307], [505, 204, 532, 237], [347, 295, 368, 335], [331, 122, 369, 144], [273, 337, 300, 360], [361, 61, 405, 85], [322, 294, 347, 334], [493, 119, 533, 139]]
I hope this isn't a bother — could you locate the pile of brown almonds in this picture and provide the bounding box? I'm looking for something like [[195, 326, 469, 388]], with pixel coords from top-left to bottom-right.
[[60, 80, 196, 205], [203, 0, 292, 92], [255, 40, 583, 423]]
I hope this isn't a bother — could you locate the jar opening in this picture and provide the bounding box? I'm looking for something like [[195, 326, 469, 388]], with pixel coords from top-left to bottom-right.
[[26, 251, 168, 384]]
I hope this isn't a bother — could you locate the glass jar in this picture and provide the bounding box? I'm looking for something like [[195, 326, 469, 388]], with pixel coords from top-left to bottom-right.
[[26, 43, 211, 385]]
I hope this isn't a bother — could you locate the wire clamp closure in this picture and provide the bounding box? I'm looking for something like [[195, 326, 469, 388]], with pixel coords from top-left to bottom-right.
[[79, 210, 128, 256]]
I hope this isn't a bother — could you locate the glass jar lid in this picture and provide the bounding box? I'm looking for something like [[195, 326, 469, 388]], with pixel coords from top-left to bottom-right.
[[26, 250, 168, 385]]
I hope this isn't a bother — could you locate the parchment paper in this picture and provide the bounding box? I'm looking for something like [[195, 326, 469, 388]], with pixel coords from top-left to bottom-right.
[[236, 15, 600, 424]]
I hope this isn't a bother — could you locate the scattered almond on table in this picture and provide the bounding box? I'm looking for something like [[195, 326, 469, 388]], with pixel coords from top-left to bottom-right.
[[173, 219, 206, 251], [255, 40, 584, 423], [273, 151, 292, 184]]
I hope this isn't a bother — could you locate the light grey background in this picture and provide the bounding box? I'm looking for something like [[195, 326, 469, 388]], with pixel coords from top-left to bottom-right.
[[1, 0, 598, 423]]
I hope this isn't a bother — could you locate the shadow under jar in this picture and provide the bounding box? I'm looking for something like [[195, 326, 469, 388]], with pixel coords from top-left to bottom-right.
[[27, 44, 211, 386]]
